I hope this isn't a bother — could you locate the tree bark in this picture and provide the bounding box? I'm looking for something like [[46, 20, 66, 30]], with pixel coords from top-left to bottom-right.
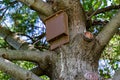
[[45, 1, 120, 80], [0, 57, 42, 80], [0, 0, 120, 80], [46, 0, 99, 80], [113, 69, 120, 80], [17, 0, 53, 16]]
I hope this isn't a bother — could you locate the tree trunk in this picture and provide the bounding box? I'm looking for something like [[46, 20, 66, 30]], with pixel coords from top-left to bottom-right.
[[47, 0, 101, 80], [51, 38, 100, 80], [0, 0, 119, 80]]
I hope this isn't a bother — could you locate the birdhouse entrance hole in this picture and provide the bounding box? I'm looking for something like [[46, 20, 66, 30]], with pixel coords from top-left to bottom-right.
[[45, 10, 69, 50]]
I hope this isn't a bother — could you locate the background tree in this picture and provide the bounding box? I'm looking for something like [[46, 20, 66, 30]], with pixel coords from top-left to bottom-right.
[[0, 0, 120, 80]]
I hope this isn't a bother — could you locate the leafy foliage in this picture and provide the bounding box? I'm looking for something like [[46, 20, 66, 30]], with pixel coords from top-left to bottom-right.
[[0, 71, 11, 80], [0, 38, 8, 48]]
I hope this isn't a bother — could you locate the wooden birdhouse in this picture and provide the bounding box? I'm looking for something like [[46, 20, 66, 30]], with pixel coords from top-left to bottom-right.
[[45, 10, 69, 50]]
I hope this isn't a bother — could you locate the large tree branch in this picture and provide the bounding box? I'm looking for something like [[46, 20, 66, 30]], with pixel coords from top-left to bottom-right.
[[10, 67, 45, 80], [17, 0, 53, 16], [0, 57, 42, 80], [9, 66, 46, 79], [96, 11, 120, 47], [0, 26, 35, 50], [87, 5, 120, 16], [0, 49, 54, 68], [0, 26, 55, 78], [0, 48, 56, 78]]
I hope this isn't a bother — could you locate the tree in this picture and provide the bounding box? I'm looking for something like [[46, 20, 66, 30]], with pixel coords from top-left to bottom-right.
[[0, 0, 120, 80]]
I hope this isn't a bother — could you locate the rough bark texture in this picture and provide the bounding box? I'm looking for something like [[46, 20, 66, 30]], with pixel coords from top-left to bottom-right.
[[0, 0, 120, 80], [46, 0, 120, 80], [48, 0, 100, 80], [0, 57, 42, 80], [113, 69, 120, 80], [51, 35, 99, 80]]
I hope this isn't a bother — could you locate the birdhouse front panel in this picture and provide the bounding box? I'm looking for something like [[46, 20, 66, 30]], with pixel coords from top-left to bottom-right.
[[46, 11, 68, 41], [45, 10, 69, 50]]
